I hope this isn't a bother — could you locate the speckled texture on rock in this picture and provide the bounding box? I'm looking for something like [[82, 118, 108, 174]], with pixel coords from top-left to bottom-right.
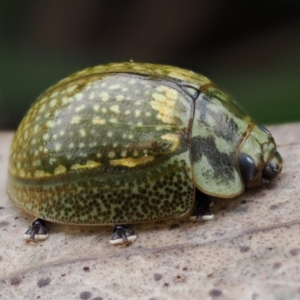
[[0, 123, 300, 300]]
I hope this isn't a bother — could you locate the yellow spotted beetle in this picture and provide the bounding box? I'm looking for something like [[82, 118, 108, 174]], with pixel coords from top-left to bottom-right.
[[7, 62, 282, 245]]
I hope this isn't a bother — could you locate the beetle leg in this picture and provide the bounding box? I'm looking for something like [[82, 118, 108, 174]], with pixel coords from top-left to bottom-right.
[[24, 219, 48, 242], [190, 190, 214, 221], [110, 225, 137, 245]]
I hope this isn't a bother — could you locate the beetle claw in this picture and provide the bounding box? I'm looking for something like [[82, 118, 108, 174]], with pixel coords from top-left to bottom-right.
[[24, 219, 48, 242], [110, 225, 137, 245]]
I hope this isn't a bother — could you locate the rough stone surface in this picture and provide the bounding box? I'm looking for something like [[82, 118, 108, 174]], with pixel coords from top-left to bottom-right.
[[0, 123, 299, 300]]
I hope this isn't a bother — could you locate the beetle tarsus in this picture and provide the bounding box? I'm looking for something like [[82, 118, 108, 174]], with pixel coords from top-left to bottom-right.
[[110, 225, 137, 245], [24, 219, 48, 242]]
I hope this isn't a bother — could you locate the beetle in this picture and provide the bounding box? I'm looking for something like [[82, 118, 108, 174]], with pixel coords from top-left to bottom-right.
[[6, 62, 282, 245]]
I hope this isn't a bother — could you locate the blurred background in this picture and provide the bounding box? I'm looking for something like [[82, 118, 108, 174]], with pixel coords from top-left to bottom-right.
[[0, 0, 299, 130]]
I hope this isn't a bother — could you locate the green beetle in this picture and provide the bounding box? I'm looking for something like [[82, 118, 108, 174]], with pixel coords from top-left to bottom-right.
[[7, 62, 282, 245]]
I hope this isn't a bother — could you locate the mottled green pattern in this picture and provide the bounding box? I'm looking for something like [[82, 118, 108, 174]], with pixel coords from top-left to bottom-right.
[[191, 87, 253, 197], [9, 74, 192, 178]]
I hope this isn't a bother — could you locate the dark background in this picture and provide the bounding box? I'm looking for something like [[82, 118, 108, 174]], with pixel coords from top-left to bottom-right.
[[1, 0, 300, 130]]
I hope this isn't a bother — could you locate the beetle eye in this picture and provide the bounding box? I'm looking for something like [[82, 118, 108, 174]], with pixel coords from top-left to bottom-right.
[[258, 125, 271, 135], [239, 153, 257, 182]]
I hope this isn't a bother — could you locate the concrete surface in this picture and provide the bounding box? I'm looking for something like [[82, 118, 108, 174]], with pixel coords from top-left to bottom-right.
[[0, 123, 299, 300]]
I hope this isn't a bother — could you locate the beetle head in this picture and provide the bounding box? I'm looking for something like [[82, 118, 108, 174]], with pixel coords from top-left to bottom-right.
[[238, 125, 282, 188]]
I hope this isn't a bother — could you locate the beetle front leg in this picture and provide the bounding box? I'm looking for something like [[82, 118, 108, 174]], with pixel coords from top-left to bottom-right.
[[24, 219, 48, 242], [190, 190, 214, 221], [110, 225, 137, 245]]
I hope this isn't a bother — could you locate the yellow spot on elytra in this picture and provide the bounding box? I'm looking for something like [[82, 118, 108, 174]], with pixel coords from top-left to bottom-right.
[[55, 144, 62, 151], [156, 86, 178, 100], [34, 170, 51, 178], [93, 104, 100, 111], [80, 128, 86, 137], [92, 117, 106, 125], [71, 116, 81, 124], [109, 84, 120, 90], [161, 133, 180, 151], [67, 85, 76, 93], [110, 156, 154, 168], [75, 104, 85, 112], [108, 151, 115, 158], [71, 160, 101, 170], [100, 92, 109, 101], [43, 133, 49, 141], [62, 96, 72, 105], [89, 92, 95, 100], [116, 95, 124, 101], [39, 103, 46, 113], [54, 165, 67, 175], [49, 99, 57, 107], [19, 169, 26, 177], [166, 89, 178, 100], [50, 91, 59, 99], [152, 93, 176, 107], [75, 93, 83, 101], [110, 105, 120, 114], [150, 92, 176, 124]]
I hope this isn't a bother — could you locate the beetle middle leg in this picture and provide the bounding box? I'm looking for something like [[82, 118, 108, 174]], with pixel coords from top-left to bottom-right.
[[190, 189, 214, 221], [24, 218, 48, 242], [110, 225, 137, 245]]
